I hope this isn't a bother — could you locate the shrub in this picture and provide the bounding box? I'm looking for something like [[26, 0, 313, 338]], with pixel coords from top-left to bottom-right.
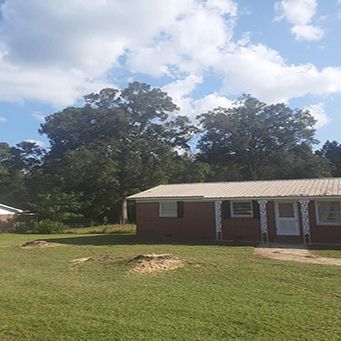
[[34, 219, 66, 234]]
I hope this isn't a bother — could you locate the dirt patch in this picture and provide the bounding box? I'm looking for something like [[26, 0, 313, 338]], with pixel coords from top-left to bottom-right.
[[256, 247, 341, 266], [71, 255, 115, 265], [21, 240, 59, 249], [129, 253, 184, 274]]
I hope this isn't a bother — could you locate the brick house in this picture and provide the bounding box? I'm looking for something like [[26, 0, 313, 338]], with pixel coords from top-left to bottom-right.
[[0, 203, 23, 222], [128, 178, 341, 245]]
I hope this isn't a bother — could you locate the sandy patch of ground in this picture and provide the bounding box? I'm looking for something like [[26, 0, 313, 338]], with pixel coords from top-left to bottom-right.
[[129, 253, 184, 274], [256, 247, 341, 266], [20, 240, 59, 249], [71, 255, 115, 265]]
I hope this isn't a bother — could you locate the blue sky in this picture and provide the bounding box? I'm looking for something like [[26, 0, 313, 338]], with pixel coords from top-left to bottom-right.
[[0, 0, 341, 148]]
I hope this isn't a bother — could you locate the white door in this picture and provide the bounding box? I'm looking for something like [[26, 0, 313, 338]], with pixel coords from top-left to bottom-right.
[[275, 201, 300, 236]]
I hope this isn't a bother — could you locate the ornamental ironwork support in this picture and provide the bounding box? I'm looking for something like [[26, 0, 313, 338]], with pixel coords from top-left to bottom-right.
[[214, 200, 222, 241], [299, 199, 311, 245], [257, 200, 269, 244]]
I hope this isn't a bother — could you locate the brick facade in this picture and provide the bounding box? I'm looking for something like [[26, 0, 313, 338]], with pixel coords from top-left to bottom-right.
[[136, 200, 341, 244], [0, 214, 15, 222], [136, 202, 215, 241]]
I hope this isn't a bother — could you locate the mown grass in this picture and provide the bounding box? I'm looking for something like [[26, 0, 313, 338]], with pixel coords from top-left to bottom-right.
[[0, 232, 340, 340], [311, 250, 341, 258], [62, 224, 136, 235]]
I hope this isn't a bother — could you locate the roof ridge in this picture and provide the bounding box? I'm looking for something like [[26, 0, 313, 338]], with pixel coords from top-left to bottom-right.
[[159, 177, 341, 186]]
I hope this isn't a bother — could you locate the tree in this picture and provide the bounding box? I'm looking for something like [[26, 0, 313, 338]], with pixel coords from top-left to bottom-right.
[[36, 82, 196, 223], [317, 141, 341, 176], [197, 95, 331, 180]]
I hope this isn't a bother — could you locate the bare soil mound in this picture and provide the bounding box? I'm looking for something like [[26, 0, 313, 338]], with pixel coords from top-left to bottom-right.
[[256, 247, 341, 266], [21, 240, 59, 249], [129, 253, 184, 274]]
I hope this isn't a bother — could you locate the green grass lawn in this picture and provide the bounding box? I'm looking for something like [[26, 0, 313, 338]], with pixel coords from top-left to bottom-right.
[[0, 233, 340, 340], [311, 250, 341, 259], [62, 224, 136, 235]]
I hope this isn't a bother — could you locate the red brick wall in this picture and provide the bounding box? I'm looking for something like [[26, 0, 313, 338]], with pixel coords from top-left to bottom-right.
[[136, 200, 341, 244], [0, 214, 15, 222], [309, 201, 341, 244], [222, 218, 261, 242], [136, 202, 215, 240]]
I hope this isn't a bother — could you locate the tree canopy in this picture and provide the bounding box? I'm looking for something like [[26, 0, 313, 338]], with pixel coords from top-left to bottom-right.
[[0, 84, 337, 224]]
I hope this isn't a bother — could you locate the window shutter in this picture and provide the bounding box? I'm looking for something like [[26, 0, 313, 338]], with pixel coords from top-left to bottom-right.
[[222, 200, 231, 219], [177, 201, 184, 218], [252, 200, 260, 219]]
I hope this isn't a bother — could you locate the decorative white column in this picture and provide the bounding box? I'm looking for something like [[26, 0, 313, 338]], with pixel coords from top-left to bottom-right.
[[257, 200, 269, 244], [299, 199, 311, 245], [214, 200, 222, 241]]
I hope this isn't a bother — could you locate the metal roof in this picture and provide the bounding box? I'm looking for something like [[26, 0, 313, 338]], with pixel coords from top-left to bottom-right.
[[0, 203, 23, 213], [128, 178, 341, 201]]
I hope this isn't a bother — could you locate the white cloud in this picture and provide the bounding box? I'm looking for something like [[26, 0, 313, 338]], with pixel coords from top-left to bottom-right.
[[24, 139, 45, 147], [217, 41, 341, 104], [0, 0, 237, 104], [32, 112, 46, 123], [0, 116, 7, 123], [194, 93, 233, 113], [0, 0, 340, 123], [305, 102, 330, 128], [162, 74, 203, 116], [274, 0, 324, 41], [291, 24, 324, 41], [162, 75, 233, 117]]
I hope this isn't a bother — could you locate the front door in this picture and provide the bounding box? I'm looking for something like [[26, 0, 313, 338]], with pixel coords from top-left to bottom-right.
[[275, 201, 300, 236]]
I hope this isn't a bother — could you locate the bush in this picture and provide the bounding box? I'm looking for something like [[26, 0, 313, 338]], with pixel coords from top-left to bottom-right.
[[34, 219, 66, 234]]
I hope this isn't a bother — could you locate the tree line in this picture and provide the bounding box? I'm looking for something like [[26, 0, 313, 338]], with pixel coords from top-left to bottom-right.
[[1, 82, 340, 224]]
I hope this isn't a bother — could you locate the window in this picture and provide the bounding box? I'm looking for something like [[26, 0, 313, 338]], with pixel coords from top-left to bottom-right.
[[231, 201, 253, 218], [316, 201, 341, 225], [159, 202, 178, 217], [278, 202, 295, 218]]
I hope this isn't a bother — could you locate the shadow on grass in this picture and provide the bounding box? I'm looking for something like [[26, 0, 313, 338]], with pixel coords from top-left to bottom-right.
[[45, 234, 137, 246], [43, 234, 259, 247], [42, 234, 341, 249]]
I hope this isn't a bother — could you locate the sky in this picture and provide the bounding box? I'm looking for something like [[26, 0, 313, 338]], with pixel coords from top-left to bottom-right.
[[0, 0, 341, 148]]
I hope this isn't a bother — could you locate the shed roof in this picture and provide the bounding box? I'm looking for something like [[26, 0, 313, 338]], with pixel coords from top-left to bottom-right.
[[128, 178, 341, 201]]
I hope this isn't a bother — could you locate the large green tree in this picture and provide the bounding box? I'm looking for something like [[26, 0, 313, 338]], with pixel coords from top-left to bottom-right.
[[0, 141, 45, 209], [35, 82, 197, 223], [197, 95, 331, 180], [317, 140, 341, 177]]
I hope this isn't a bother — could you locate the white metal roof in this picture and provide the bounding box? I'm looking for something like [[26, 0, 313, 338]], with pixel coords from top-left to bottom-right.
[[128, 178, 341, 201], [0, 203, 23, 213]]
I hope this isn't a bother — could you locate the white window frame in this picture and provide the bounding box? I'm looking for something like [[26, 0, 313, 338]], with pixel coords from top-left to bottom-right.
[[230, 200, 254, 218], [315, 200, 341, 226], [159, 201, 178, 218]]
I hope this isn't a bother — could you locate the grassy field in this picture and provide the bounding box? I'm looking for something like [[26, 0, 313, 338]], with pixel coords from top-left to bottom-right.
[[311, 249, 341, 258], [0, 232, 340, 340], [62, 224, 136, 235]]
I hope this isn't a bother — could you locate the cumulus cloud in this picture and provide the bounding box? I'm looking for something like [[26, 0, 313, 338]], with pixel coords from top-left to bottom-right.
[[32, 112, 46, 123], [194, 93, 233, 113], [305, 102, 330, 128], [24, 139, 45, 147], [0, 0, 237, 104], [0, 116, 7, 123], [0, 0, 340, 127], [274, 0, 324, 41], [162, 75, 233, 117], [217, 42, 341, 103]]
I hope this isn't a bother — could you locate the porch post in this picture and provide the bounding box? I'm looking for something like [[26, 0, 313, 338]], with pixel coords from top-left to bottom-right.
[[298, 199, 311, 245], [257, 200, 269, 244], [214, 200, 222, 241]]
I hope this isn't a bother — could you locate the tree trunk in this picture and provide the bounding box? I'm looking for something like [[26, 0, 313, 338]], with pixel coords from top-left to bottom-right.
[[120, 198, 128, 224]]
